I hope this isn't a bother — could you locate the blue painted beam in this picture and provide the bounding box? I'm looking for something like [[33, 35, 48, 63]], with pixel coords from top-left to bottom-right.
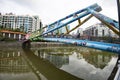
[[48, 3, 101, 27], [43, 3, 102, 35], [88, 9, 119, 30], [42, 11, 91, 35], [42, 37, 120, 54]]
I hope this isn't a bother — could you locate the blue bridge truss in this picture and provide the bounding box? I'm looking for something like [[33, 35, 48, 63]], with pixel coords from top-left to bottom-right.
[[26, 3, 120, 54]]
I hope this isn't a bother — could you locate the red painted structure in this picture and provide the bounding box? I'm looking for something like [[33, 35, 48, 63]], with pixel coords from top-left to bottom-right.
[[0, 30, 26, 40]]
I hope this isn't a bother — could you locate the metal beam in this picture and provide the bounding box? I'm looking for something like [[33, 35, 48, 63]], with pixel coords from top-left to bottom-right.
[[99, 18, 120, 35], [42, 4, 101, 36], [64, 15, 93, 35], [43, 37, 120, 54], [89, 9, 120, 36], [48, 3, 101, 27]]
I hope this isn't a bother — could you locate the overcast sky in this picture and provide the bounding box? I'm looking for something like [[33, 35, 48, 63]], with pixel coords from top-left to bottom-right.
[[0, 0, 118, 29]]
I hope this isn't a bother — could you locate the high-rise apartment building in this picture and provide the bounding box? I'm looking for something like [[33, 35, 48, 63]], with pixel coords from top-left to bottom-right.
[[0, 14, 16, 29], [0, 13, 41, 33]]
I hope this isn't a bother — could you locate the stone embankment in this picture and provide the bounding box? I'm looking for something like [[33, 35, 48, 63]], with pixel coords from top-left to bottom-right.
[[0, 41, 22, 48], [31, 42, 73, 48], [0, 41, 73, 48]]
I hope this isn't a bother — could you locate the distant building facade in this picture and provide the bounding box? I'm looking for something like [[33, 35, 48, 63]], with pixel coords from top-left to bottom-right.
[[83, 23, 118, 38], [0, 13, 42, 33], [76, 28, 83, 36]]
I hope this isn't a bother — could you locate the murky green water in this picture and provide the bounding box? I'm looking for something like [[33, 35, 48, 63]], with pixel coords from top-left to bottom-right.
[[0, 46, 118, 80]]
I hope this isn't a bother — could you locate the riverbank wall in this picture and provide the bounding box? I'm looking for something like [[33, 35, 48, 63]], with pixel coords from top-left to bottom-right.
[[31, 42, 73, 48], [0, 41, 73, 48], [0, 41, 22, 48]]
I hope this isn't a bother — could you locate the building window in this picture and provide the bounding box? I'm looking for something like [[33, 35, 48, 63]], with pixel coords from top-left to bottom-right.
[[92, 28, 94, 36], [102, 30, 104, 36], [95, 29, 98, 37]]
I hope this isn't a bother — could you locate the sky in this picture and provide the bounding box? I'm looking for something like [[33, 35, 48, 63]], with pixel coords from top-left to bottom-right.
[[0, 0, 118, 30]]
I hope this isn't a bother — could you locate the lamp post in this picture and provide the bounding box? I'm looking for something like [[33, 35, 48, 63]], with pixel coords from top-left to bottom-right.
[[117, 0, 120, 42]]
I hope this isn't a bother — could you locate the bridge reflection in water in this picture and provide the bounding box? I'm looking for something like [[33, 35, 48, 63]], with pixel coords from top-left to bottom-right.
[[0, 47, 118, 80], [31, 47, 118, 80]]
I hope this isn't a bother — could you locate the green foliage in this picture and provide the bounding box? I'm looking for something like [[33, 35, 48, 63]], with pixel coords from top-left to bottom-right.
[[0, 25, 26, 33], [0, 32, 4, 41], [20, 26, 24, 32], [0, 25, 26, 41], [14, 28, 20, 32]]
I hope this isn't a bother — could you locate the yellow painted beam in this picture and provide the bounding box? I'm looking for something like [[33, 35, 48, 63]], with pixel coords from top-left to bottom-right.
[[42, 26, 48, 29], [95, 17, 120, 36], [57, 30, 60, 35], [78, 19, 81, 24], [101, 20, 120, 36], [65, 26, 69, 33], [65, 15, 93, 35]]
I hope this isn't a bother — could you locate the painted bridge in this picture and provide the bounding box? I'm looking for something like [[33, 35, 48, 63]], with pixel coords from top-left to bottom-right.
[[25, 3, 120, 54], [22, 2, 120, 80]]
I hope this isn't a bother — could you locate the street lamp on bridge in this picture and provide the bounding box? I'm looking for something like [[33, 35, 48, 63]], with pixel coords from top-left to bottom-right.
[[117, 0, 120, 42]]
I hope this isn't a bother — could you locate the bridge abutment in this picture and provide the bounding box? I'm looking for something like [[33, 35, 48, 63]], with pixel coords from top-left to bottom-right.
[[22, 40, 31, 49]]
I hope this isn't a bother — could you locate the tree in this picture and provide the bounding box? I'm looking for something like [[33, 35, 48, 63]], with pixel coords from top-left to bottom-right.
[[0, 25, 3, 29], [20, 26, 24, 32], [0, 32, 4, 41], [14, 28, 20, 32]]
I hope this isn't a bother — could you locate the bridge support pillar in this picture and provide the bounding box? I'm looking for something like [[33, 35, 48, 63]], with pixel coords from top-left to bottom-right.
[[22, 40, 31, 49], [3, 33, 5, 37], [8, 33, 10, 38], [19, 34, 21, 40], [14, 34, 16, 39]]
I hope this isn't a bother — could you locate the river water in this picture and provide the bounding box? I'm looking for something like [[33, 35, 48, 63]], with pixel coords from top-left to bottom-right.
[[0, 44, 118, 80]]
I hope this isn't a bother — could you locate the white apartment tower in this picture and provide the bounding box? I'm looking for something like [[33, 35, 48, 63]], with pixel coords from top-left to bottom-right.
[[0, 13, 16, 29], [0, 13, 41, 33]]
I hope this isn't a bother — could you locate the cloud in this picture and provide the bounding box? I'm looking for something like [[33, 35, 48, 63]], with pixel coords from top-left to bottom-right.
[[0, 0, 118, 29], [0, 0, 36, 15], [99, 0, 118, 20]]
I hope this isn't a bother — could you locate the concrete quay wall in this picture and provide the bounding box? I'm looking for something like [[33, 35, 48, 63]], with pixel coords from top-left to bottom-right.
[[0, 41, 72, 48], [31, 42, 73, 48]]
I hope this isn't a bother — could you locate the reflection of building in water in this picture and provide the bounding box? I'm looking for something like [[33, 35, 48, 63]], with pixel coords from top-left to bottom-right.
[[45, 54, 69, 68], [81, 50, 116, 69], [36, 50, 69, 68], [0, 51, 30, 73]]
